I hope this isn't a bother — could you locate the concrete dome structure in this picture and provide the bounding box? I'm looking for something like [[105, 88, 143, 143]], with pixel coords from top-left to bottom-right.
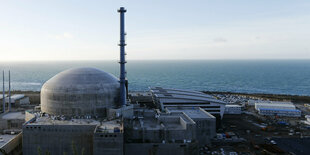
[[41, 67, 120, 117]]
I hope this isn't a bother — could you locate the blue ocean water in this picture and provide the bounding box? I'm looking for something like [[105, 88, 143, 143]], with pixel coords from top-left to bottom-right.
[[0, 60, 309, 96]]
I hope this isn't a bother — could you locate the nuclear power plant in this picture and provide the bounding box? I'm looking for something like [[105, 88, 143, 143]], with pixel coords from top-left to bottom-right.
[[1, 5, 310, 155], [0, 7, 228, 155], [18, 7, 223, 155]]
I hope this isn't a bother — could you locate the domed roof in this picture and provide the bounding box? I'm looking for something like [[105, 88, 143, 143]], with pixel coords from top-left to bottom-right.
[[41, 67, 120, 117], [43, 67, 119, 89]]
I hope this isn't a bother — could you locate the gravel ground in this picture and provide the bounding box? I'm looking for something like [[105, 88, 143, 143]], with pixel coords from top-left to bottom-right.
[[274, 138, 310, 155]]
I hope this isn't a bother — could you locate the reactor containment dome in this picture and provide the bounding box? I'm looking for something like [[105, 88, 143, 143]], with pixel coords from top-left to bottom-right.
[[40, 67, 120, 117]]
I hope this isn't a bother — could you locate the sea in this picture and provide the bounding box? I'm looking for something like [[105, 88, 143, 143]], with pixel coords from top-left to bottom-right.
[[0, 60, 309, 96]]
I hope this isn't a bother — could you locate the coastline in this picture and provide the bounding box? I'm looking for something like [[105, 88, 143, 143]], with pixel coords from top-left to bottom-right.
[[203, 91, 310, 103], [5, 90, 310, 104]]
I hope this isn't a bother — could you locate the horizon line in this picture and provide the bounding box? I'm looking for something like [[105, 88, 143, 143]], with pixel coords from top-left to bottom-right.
[[1, 58, 310, 62]]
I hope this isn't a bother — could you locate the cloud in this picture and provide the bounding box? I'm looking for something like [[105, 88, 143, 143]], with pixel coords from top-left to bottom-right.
[[213, 37, 227, 43], [49, 32, 74, 40], [63, 32, 73, 39]]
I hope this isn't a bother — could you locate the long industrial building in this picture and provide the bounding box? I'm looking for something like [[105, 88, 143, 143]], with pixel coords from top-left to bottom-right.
[[224, 105, 242, 114], [255, 103, 296, 110], [150, 87, 226, 127], [255, 102, 301, 117], [257, 108, 301, 117], [150, 87, 226, 118]]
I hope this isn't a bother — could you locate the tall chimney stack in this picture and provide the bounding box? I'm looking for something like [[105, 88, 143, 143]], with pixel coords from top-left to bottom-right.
[[118, 7, 127, 106], [8, 70, 11, 112], [2, 70, 5, 113]]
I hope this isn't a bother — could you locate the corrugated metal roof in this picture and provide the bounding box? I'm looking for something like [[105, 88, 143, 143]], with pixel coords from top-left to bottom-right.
[[225, 105, 242, 108], [4, 94, 26, 102], [10, 94, 25, 100], [167, 107, 215, 119], [150, 87, 226, 104], [255, 103, 295, 108]]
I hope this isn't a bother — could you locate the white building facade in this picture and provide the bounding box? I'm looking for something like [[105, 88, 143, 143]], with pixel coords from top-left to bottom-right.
[[255, 103, 301, 117], [224, 105, 242, 114]]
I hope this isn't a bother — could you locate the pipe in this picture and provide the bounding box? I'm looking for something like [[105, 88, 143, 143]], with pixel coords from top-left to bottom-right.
[[118, 7, 127, 106], [8, 70, 11, 112], [125, 79, 128, 99]]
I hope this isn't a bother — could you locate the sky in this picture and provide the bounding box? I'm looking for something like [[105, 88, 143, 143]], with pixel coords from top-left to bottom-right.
[[0, 0, 310, 61]]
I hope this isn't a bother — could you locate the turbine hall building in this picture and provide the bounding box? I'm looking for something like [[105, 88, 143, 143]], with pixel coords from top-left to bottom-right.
[[150, 87, 226, 127]]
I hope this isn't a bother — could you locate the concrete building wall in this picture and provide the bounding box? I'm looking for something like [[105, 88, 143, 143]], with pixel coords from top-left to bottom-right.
[[179, 117, 188, 128], [0, 119, 7, 131], [93, 132, 123, 155], [194, 118, 216, 145], [22, 124, 96, 155], [0, 113, 25, 132], [157, 116, 180, 123], [24, 111, 35, 122], [17, 97, 30, 105], [125, 127, 195, 144], [7, 119, 24, 130], [124, 143, 198, 155], [258, 109, 301, 117], [0, 133, 22, 155], [164, 108, 216, 145], [225, 105, 242, 114]]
